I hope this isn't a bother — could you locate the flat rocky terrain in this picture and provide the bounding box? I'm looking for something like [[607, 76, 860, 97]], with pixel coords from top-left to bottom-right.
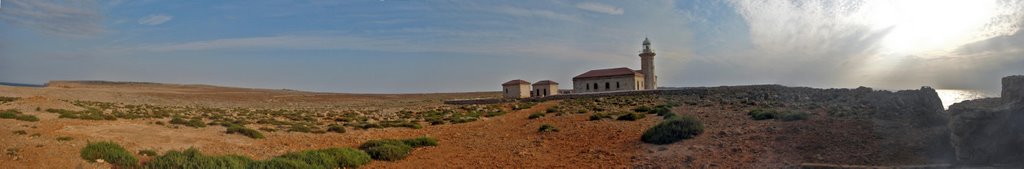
[[0, 81, 955, 168]]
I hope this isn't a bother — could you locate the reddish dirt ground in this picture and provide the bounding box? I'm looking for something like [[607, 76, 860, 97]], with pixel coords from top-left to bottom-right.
[[0, 82, 918, 168]]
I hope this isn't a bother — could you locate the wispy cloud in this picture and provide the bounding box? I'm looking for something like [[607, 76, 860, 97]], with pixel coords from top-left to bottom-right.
[[575, 2, 623, 15], [138, 14, 173, 25], [0, 0, 104, 38], [495, 6, 581, 22]]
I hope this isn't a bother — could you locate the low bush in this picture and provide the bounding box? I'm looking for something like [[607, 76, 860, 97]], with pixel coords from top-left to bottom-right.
[[528, 112, 545, 119], [401, 137, 439, 147], [589, 113, 611, 121], [748, 109, 809, 121], [546, 107, 559, 113], [641, 115, 704, 145], [616, 113, 646, 121], [13, 130, 27, 135], [145, 148, 254, 169], [633, 106, 652, 113], [651, 107, 672, 116], [80, 141, 138, 167], [359, 137, 438, 161], [288, 123, 314, 133], [1, 109, 39, 122], [317, 148, 372, 168], [138, 149, 158, 156], [0, 109, 17, 118], [538, 124, 559, 132], [364, 143, 412, 161], [327, 124, 346, 133], [248, 158, 311, 169], [226, 125, 264, 139]]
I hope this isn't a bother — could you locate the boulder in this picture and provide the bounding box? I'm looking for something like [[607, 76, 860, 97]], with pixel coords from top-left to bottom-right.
[[948, 75, 1024, 165]]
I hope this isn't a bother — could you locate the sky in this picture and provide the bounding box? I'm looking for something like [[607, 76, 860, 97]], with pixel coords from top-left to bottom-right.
[[1, 0, 1023, 94]]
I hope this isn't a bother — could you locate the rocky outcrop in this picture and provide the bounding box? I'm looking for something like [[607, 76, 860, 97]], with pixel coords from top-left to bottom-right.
[[949, 75, 1024, 165]]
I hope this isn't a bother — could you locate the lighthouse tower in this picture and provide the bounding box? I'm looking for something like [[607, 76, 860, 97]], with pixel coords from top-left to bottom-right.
[[639, 37, 656, 90]]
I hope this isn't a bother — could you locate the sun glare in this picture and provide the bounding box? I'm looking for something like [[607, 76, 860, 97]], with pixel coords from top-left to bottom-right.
[[868, 0, 1005, 56]]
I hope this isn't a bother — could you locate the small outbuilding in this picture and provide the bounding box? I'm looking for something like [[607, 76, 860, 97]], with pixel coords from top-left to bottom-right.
[[502, 79, 531, 98], [531, 80, 559, 97]]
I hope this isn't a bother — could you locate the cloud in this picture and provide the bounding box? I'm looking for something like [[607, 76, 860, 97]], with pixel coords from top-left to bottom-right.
[[495, 6, 581, 22], [575, 2, 623, 15], [0, 0, 104, 38], [138, 14, 173, 25]]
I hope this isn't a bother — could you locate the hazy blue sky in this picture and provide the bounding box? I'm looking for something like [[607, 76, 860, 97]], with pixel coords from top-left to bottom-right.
[[2, 0, 1023, 93]]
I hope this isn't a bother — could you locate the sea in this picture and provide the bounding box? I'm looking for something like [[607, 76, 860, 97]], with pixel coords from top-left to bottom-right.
[[935, 89, 993, 110]]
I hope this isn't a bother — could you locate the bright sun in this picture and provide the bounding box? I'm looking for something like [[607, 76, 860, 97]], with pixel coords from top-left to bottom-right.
[[864, 0, 1013, 56]]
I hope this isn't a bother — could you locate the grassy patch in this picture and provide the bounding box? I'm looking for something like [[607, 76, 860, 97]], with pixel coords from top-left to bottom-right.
[[47, 108, 116, 121], [589, 113, 612, 121], [616, 113, 646, 121], [327, 124, 346, 133], [80, 141, 138, 167], [1, 109, 39, 122], [226, 125, 264, 139], [633, 106, 651, 113], [138, 149, 158, 156], [0, 97, 17, 104], [538, 124, 559, 132], [145, 148, 254, 169], [747, 109, 809, 121], [528, 112, 545, 119], [641, 115, 704, 145], [359, 137, 438, 161]]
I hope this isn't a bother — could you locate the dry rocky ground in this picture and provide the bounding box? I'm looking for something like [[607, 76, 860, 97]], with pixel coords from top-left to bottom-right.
[[0, 81, 952, 168]]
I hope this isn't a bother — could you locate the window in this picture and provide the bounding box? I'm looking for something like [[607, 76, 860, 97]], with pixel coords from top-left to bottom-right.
[[504, 88, 508, 94], [593, 83, 598, 90], [616, 82, 620, 89], [586, 84, 590, 90], [543, 90, 548, 96], [605, 82, 610, 89]]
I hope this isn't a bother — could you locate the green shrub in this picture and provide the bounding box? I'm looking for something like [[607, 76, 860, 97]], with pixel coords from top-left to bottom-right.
[[546, 107, 559, 113], [651, 107, 672, 116], [363, 143, 412, 161], [15, 115, 39, 122], [747, 109, 809, 121], [616, 113, 646, 121], [288, 124, 314, 133], [641, 115, 704, 145], [633, 106, 652, 113], [138, 149, 158, 156], [248, 158, 311, 169], [0, 109, 17, 119], [317, 148, 371, 168], [589, 113, 611, 121], [528, 112, 545, 119], [327, 124, 346, 133], [401, 137, 439, 147], [538, 124, 559, 132], [226, 125, 264, 139], [144, 148, 254, 169], [747, 109, 776, 120], [80, 141, 139, 167], [278, 151, 338, 169], [484, 110, 507, 117], [359, 139, 406, 150]]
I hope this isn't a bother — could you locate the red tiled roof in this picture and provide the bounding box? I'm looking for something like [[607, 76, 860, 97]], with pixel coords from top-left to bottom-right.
[[533, 80, 559, 85], [502, 79, 530, 86], [573, 67, 643, 80]]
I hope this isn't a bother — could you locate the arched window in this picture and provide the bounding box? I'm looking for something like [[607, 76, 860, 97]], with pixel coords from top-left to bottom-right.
[[616, 82, 620, 89], [543, 90, 548, 96]]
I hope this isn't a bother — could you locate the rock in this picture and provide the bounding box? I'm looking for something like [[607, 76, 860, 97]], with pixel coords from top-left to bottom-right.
[[948, 75, 1024, 166], [1004, 75, 1024, 105]]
